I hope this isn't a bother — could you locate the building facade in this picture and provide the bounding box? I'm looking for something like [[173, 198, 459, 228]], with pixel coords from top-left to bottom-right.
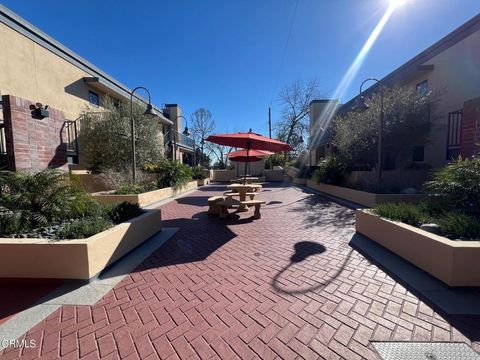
[[309, 13, 480, 172], [0, 5, 193, 171]]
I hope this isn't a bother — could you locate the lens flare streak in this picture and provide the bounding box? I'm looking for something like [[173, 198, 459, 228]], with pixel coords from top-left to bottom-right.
[[310, 4, 397, 149]]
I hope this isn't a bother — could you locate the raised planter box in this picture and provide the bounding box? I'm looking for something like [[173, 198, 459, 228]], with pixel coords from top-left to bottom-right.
[[356, 209, 480, 286], [306, 180, 426, 207], [92, 180, 198, 207], [285, 166, 300, 179], [292, 177, 307, 185], [210, 169, 235, 182], [197, 178, 210, 186], [0, 209, 162, 280], [265, 169, 285, 182]]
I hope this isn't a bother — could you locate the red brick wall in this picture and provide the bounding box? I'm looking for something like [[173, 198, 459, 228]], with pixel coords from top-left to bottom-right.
[[2, 95, 68, 171]]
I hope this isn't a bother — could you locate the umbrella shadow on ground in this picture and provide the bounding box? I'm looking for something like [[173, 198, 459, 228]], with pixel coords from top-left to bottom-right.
[[174, 186, 228, 206], [271, 240, 354, 295], [288, 191, 355, 230], [130, 210, 254, 273]]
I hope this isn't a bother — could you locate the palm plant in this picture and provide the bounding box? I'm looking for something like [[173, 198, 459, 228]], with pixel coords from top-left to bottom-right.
[[0, 170, 100, 233]]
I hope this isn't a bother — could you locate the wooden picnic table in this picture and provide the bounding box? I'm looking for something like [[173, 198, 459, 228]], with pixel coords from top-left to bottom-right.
[[226, 184, 262, 211]]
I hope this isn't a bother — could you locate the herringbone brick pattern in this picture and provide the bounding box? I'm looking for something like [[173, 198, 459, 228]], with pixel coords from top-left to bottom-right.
[[1, 184, 479, 359]]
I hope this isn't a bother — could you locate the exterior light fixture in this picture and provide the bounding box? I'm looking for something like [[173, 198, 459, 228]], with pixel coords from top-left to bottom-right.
[[31, 103, 50, 119], [352, 96, 370, 113], [143, 103, 158, 117]]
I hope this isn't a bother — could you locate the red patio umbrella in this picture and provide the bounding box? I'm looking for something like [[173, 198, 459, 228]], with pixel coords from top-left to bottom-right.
[[207, 129, 292, 184], [227, 149, 273, 178], [207, 131, 292, 152], [229, 156, 263, 162], [226, 149, 274, 158]]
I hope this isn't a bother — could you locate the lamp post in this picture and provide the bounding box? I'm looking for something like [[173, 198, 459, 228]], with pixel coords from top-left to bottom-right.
[[200, 138, 205, 167], [129, 86, 158, 183], [172, 115, 190, 161], [351, 78, 384, 192]]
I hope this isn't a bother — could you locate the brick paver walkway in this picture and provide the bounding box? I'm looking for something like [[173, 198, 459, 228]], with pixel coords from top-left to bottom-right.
[[1, 184, 479, 359]]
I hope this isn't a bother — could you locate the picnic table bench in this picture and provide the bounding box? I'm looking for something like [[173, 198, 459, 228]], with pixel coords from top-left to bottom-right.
[[216, 199, 266, 219]]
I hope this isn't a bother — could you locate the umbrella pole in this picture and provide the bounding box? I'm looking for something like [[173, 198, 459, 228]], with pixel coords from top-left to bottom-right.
[[244, 143, 250, 185]]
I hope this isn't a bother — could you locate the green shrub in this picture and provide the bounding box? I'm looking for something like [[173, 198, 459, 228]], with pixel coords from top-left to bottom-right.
[[373, 203, 427, 227], [436, 212, 480, 240], [0, 170, 100, 233], [424, 156, 480, 214], [115, 181, 156, 195], [191, 166, 209, 180], [56, 217, 113, 239], [105, 202, 144, 224], [313, 155, 349, 185], [144, 160, 193, 189]]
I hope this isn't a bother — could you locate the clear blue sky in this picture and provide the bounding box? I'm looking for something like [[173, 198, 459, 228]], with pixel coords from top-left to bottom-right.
[[3, 0, 480, 135]]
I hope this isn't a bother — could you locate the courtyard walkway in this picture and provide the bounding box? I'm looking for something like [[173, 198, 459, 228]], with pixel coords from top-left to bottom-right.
[[1, 183, 479, 359]]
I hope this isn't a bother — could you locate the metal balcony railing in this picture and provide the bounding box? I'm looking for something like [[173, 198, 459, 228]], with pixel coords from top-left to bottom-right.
[[166, 130, 195, 150]]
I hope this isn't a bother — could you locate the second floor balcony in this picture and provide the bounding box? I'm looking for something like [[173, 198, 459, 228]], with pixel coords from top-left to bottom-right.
[[166, 130, 195, 150]]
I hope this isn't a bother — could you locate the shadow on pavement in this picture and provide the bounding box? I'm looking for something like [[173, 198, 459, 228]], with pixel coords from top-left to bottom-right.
[[271, 240, 353, 295], [288, 191, 355, 230]]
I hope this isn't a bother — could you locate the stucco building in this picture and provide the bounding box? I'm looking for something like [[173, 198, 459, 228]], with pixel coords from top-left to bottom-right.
[[309, 13, 480, 178], [0, 4, 194, 172]]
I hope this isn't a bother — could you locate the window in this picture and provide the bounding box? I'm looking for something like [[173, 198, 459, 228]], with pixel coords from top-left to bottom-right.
[[412, 145, 424, 162], [88, 91, 100, 106], [446, 110, 462, 160], [416, 80, 428, 97]]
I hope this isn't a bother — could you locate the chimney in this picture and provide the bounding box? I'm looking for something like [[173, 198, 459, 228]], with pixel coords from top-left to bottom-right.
[[163, 104, 182, 132]]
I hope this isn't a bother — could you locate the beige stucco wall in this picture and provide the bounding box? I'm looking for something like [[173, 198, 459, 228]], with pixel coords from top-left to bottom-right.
[[210, 169, 235, 182], [0, 23, 104, 121], [92, 180, 198, 207], [0, 209, 162, 279], [306, 180, 426, 207], [401, 30, 480, 168], [356, 210, 480, 286]]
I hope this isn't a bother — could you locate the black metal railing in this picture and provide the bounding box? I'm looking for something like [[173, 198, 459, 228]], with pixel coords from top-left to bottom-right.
[[166, 130, 195, 149], [64, 112, 104, 164]]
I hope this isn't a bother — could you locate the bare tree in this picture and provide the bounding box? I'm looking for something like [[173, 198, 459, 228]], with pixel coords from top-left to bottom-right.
[[207, 143, 233, 169], [190, 108, 216, 167], [275, 79, 320, 163]]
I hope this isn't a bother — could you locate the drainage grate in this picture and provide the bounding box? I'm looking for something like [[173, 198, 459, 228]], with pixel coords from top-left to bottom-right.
[[372, 342, 480, 360]]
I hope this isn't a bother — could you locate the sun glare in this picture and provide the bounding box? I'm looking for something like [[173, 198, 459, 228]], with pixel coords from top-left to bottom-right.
[[388, 0, 407, 8], [309, 4, 397, 149]]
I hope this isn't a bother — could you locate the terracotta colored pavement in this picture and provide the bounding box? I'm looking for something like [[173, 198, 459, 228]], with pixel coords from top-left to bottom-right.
[[1, 184, 480, 359], [0, 279, 63, 326]]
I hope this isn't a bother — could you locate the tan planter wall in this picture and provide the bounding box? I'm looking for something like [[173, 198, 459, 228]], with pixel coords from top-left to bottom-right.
[[210, 169, 235, 182], [265, 169, 285, 182], [355, 209, 480, 286], [0, 209, 162, 280], [71, 171, 113, 193], [197, 178, 210, 186], [285, 167, 300, 179], [92, 180, 198, 207], [306, 180, 426, 207], [292, 178, 307, 185], [344, 170, 431, 192]]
